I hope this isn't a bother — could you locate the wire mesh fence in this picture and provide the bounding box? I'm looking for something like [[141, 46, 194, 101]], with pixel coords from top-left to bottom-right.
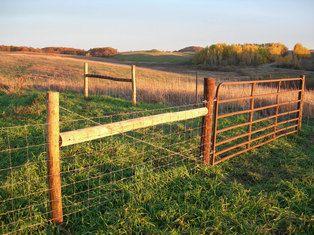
[[0, 123, 51, 233], [0, 75, 313, 233], [0, 100, 205, 233]]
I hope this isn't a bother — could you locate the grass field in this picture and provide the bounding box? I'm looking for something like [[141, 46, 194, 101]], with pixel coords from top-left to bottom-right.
[[0, 52, 313, 233], [1, 52, 314, 116], [0, 91, 313, 234]]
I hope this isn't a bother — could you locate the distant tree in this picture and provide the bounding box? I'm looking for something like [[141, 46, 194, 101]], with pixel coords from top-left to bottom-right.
[[88, 47, 118, 57], [0, 45, 11, 51], [293, 43, 310, 68], [147, 49, 160, 53], [193, 43, 294, 66], [0, 45, 40, 53], [41, 47, 86, 55], [267, 43, 288, 57], [257, 47, 271, 64], [275, 52, 294, 68]]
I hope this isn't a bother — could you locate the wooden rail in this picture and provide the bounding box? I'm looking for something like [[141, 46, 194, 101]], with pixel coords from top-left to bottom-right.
[[60, 107, 208, 147], [85, 74, 132, 83]]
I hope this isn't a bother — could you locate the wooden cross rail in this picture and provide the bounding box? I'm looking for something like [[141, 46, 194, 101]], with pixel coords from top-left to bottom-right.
[[84, 63, 137, 105], [59, 107, 208, 147], [85, 74, 132, 83]]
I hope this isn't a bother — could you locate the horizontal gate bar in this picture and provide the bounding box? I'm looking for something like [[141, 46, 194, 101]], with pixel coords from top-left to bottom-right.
[[214, 124, 298, 156], [85, 74, 132, 83], [218, 99, 300, 119], [60, 107, 208, 147], [216, 109, 300, 134], [218, 89, 302, 104], [217, 78, 302, 86], [216, 118, 299, 147], [213, 129, 298, 165]]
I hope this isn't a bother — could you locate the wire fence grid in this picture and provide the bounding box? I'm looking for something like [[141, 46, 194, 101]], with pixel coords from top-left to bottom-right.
[[0, 77, 313, 233], [0, 102, 205, 234]]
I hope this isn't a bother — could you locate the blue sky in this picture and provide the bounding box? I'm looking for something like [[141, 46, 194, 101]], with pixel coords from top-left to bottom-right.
[[0, 0, 313, 51]]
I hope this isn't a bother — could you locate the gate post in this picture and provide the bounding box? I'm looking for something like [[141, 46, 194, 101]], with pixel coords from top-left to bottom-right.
[[47, 92, 63, 224], [131, 65, 137, 105], [201, 77, 215, 165], [297, 75, 305, 131], [84, 62, 89, 98], [195, 71, 199, 104]]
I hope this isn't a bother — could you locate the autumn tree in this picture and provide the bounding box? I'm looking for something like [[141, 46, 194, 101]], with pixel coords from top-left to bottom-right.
[[87, 47, 118, 57], [293, 43, 310, 68]]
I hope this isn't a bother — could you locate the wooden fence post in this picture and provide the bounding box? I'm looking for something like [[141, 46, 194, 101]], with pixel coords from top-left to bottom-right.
[[201, 77, 215, 165], [195, 71, 199, 104], [47, 92, 63, 224], [297, 75, 305, 131], [84, 63, 89, 98], [131, 65, 137, 105]]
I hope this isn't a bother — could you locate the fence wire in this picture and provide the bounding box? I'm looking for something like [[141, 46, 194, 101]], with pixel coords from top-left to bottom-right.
[[0, 102, 204, 234], [0, 76, 313, 233]]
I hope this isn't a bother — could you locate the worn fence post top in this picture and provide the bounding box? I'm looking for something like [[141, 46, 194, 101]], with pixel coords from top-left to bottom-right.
[[204, 77, 216, 84], [47, 91, 59, 97]]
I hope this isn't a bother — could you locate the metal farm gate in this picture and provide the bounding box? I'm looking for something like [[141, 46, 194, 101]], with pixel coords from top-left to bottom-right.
[[210, 77, 305, 165]]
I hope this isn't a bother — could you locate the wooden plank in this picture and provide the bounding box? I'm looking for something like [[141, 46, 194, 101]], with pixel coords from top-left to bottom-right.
[[60, 107, 208, 147], [47, 92, 63, 224], [85, 74, 132, 83]]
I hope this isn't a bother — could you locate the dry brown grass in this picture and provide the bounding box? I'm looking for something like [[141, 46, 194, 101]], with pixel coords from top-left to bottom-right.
[[0, 52, 313, 118]]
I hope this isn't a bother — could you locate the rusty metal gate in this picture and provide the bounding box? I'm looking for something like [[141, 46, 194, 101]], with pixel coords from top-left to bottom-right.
[[211, 77, 305, 165]]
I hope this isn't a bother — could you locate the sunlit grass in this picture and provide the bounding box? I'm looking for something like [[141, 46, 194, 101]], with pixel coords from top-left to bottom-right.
[[0, 91, 313, 233]]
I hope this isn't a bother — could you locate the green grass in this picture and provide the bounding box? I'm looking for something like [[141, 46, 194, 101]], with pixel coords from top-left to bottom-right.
[[0, 91, 313, 234], [113, 51, 194, 64]]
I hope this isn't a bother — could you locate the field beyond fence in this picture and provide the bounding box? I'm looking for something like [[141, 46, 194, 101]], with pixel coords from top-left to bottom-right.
[[1, 74, 313, 233], [0, 53, 314, 118]]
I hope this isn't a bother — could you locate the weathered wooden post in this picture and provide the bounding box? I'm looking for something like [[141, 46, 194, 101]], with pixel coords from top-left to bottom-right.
[[47, 92, 63, 224], [84, 62, 89, 98], [131, 65, 137, 105], [297, 75, 305, 131], [195, 71, 199, 104], [201, 77, 215, 165]]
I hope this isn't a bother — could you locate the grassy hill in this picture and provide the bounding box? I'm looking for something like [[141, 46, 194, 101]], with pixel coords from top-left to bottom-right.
[[1, 52, 314, 116], [113, 50, 194, 64]]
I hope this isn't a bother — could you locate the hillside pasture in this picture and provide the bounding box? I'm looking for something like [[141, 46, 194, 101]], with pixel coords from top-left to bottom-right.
[[0, 52, 314, 118]]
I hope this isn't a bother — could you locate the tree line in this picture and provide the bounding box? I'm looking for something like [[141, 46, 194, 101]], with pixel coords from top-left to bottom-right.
[[0, 45, 118, 57], [193, 43, 311, 68]]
